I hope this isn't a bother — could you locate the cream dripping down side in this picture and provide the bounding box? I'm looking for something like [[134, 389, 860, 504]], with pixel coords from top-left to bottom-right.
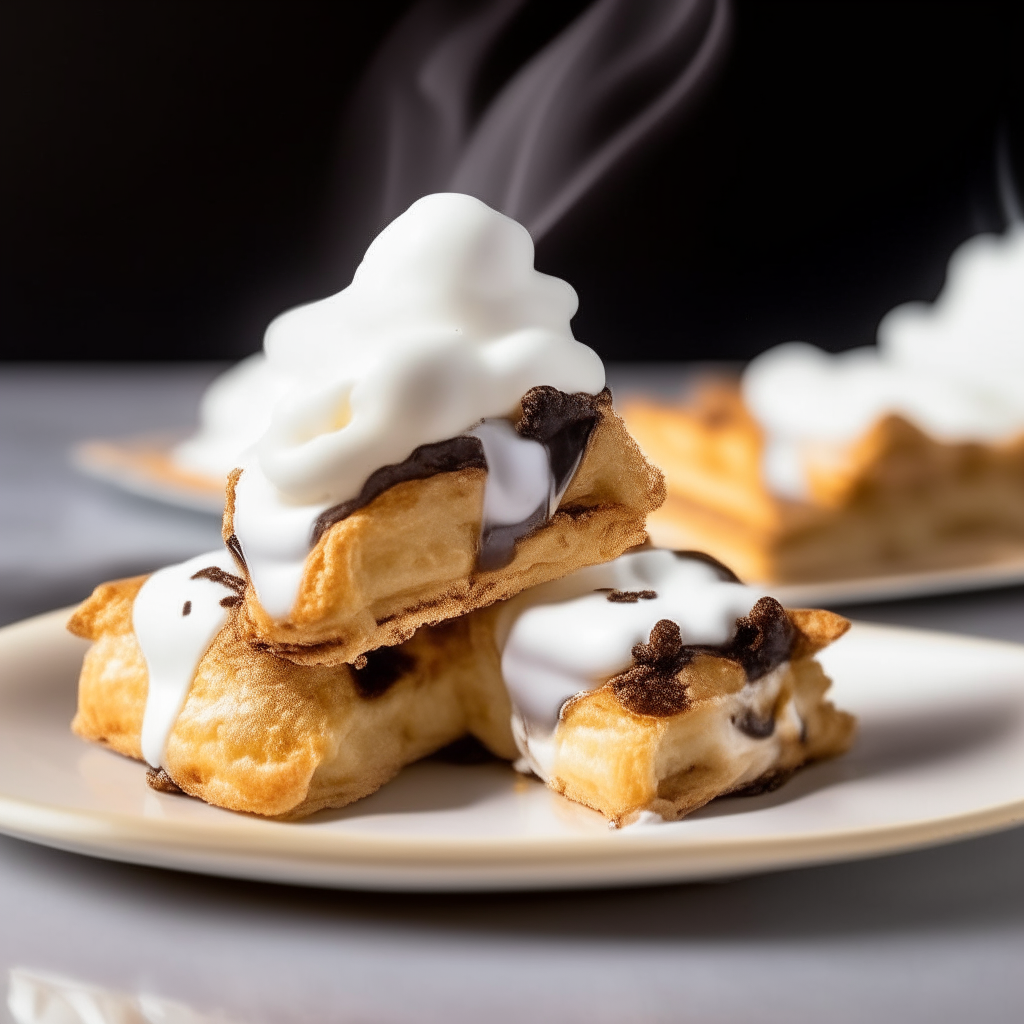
[[134, 548, 243, 768], [742, 227, 1024, 498], [496, 549, 777, 780], [228, 193, 605, 620]]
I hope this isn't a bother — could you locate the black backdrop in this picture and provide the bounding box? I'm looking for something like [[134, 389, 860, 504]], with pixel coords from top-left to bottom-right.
[[1, 1, 1021, 364]]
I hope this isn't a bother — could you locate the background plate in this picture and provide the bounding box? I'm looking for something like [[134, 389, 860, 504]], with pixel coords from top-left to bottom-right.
[[2, 609, 1024, 891]]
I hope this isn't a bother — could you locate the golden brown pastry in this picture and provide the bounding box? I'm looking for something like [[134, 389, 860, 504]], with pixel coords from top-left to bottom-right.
[[228, 387, 666, 665], [68, 574, 516, 818], [68, 549, 853, 825], [623, 383, 1024, 584]]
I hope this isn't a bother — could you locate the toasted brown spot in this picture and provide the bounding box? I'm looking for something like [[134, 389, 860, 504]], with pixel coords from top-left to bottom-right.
[[146, 767, 184, 795]]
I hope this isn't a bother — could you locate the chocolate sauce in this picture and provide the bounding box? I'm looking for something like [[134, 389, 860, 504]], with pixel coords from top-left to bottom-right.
[[312, 436, 486, 545], [517, 385, 608, 493], [478, 501, 548, 572], [308, 387, 604, 571], [350, 646, 416, 699], [610, 598, 795, 718]]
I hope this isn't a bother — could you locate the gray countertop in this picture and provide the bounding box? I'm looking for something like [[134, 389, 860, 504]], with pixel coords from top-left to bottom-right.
[[1, 363, 1023, 1023]]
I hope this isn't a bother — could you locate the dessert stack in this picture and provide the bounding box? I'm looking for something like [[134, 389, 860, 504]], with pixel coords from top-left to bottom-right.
[[69, 194, 854, 826]]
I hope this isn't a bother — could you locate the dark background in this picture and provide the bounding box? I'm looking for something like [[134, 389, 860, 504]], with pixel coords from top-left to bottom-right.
[[0, 0, 1021, 365]]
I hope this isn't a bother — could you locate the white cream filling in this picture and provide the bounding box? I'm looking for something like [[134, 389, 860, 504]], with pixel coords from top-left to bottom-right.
[[497, 550, 772, 780], [134, 548, 242, 768], [235, 413, 566, 623], [743, 227, 1024, 498]]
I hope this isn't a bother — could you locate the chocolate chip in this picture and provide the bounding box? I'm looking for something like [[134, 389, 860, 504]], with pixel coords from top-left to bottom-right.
[[181, 600, 191, 616], [732, 708, 776, 739], [351, 646, 415, 699]]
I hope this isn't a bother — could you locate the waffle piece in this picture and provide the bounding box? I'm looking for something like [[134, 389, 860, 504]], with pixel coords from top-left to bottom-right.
[[623, 383, 1024, 583], [68, 576, 516, 818], [227, 387, 666, 665]]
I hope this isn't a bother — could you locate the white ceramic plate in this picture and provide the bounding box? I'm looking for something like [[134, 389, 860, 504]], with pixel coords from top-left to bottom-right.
[[2, 609, 1024, 891], [71, 436, 225, 515]]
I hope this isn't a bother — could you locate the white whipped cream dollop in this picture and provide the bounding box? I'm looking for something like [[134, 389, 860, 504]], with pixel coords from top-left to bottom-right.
[[497, 549, 770, 779], [743, 227, 1024, 498], [230, 193, 605, 620], [172, 353, 287, 481], [257, 192, 604, 505]]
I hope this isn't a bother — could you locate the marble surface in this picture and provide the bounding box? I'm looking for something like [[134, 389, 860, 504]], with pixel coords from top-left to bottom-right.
[[1, 363, 1024, 1023]]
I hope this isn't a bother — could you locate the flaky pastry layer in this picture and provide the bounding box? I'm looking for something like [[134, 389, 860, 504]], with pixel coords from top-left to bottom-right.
[[623, 384, 1024, 583], [68, 577, 517, 818], [226, 391, 666, 665]]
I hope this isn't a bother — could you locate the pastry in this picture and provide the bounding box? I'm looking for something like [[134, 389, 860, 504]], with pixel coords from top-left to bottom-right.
[[69, 549, 852, 823], [492, 548, 854, 824], [214, 192, 663, 664], [68, 552, 517, 818], [623, 228, 1024, 583]]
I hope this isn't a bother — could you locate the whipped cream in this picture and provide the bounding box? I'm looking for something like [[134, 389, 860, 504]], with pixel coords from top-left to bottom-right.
[[172, 353, 287, 481], [497, 549, 770, 779], [743, 227, 1024, 498], [230, 193, 605, 620], [134, 548, 243, 768]]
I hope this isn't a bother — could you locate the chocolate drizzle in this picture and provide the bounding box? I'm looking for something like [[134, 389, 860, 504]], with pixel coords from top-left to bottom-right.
[[190, 565, 246, 608], [607, 589, 657, 603], [610, 598, 795, 718], [350, 646, 416, 699], [312, 436, 486, 546], [225, 532, 247, 572], [516, 385, 607, 493]]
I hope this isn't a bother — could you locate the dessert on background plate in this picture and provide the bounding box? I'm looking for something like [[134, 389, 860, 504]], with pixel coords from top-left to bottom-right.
[[624, 227, 1024, 584], [65, 192, 854, 826], [69, 548, 852, 824]]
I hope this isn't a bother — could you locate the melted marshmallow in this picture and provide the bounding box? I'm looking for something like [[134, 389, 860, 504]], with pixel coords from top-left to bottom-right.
[[134, 548, 241, 767], [230, 193, 604, 621], [743, 227, 1024, 498], [497, 550, 770, 779]]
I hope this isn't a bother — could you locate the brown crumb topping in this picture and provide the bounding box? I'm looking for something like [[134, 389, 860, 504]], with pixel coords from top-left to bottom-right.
[[609, 597, 796, 718], [606, 589, 657, 603], [611, 619, 691, 717]]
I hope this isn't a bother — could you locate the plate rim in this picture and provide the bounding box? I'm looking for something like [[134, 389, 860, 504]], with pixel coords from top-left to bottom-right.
[[3, 610, 1024, 890]]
